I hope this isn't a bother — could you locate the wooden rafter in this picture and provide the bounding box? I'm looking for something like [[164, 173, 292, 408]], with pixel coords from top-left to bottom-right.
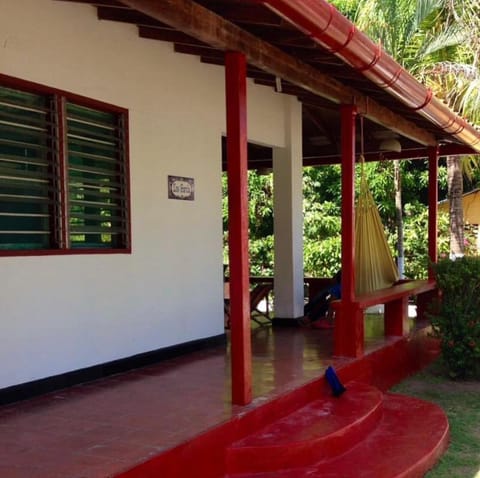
[[120, 0, 436, 146], [97, 6, 166, 26], [173, 43, 223, 59], [55, 0, 126, 6]]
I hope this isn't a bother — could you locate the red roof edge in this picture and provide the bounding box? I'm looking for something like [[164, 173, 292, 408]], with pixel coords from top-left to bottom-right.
[[259, 0, 480, 152]]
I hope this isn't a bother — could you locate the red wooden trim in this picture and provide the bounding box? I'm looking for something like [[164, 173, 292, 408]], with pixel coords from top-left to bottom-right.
[[55, 95, 69, 248], [120, 112, 133, 250], [340, 105, 357, 303], [0, 248, 132, 257], [225, 51, 252, 406], [0, 73, 127, 114], [353, 280, 436, 309], [335, 104, 359, 358], [428, 147, 439, 279], [333, 279, 436, 355], [304, 143, 477, 166]]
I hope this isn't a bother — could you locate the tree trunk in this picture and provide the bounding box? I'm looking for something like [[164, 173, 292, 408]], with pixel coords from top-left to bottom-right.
[[394, 160, 404, 277], [447, 155, 464, 258]]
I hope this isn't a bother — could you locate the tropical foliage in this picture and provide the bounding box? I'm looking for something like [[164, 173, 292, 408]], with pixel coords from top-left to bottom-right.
[[223, 0, 480, 280], [222, 172, 275, 275], [430, 257, 480, 379], [223, 162, 452, 279]]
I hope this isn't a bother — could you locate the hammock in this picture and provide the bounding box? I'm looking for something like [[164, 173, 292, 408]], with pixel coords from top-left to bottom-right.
[[355, 158, 399, 296]]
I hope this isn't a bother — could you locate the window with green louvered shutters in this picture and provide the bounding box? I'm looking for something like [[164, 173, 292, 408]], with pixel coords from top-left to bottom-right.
[[0, 76, 130, 256]]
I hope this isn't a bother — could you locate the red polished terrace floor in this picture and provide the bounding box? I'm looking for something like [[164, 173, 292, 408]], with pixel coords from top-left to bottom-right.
[[0, 320, 426, 478]]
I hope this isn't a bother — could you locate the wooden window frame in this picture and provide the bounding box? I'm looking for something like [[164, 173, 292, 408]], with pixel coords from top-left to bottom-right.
[[0, 74, 131, 256]]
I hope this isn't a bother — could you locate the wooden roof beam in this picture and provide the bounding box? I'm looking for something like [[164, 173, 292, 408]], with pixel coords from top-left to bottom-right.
[[234, 24, 313, 46], [121, 0, 350, 103], [202, 3, 286, 26], [120, 0, 436, 147], [139, 26, 209, 46]]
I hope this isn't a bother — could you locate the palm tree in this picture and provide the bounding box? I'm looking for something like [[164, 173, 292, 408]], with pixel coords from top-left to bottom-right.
[[336, 0, 480, 259], [417, 0, 480, 257]]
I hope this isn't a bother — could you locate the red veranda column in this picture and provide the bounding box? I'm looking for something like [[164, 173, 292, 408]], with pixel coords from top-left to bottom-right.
[[225, 51, 252, 405], [428, 146, 439, 279], [335, 104, 364, 357]]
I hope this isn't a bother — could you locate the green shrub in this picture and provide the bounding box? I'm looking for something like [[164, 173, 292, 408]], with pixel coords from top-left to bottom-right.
[[430, 257, 480, 379]]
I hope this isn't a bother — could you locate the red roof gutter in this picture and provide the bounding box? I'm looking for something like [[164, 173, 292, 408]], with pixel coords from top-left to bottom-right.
[[259, 0, 480, 153]]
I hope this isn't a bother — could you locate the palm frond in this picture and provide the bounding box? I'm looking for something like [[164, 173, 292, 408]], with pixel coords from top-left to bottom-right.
[[414, 0, 444, 28], [418, 25, 465, 58], [459, 77, 480, 124], [461, 156, 480, 182]]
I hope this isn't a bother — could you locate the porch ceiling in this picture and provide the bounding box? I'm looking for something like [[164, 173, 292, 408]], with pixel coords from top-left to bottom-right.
[[55, 0, 480, 169]]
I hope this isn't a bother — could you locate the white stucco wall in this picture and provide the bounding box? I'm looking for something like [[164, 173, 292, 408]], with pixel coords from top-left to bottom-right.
[[0, 0, 290, 389]]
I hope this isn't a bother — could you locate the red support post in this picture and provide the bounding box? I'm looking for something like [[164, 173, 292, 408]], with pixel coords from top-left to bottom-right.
[[225, 51, 252, 406], [384, 298, 409, 336], [340, 105, 356, 305], [335, 105, 364, 357], [428, 146, 439, 279]]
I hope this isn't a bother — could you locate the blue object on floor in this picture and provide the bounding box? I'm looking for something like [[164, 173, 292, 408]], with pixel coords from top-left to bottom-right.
[[325, 365, 346, 397]]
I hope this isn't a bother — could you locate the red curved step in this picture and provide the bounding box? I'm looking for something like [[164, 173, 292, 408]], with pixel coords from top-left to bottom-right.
[[226, 382, 383, 473], [227, 392, 449, 478]]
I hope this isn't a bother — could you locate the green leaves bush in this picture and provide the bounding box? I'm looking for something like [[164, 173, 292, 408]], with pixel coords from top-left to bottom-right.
[[430, 257, 480, 379], [223, 164, 453, 281]]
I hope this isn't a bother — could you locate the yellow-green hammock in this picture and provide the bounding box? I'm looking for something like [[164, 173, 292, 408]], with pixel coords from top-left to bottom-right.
[[355, 157, 399, 295]]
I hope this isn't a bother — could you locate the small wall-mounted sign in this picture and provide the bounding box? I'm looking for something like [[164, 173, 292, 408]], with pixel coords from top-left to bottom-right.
[[168, 175, 195, 201]]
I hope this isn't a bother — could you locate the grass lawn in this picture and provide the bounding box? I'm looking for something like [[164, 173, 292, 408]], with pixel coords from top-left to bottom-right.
[[392, 360, 480, 477]]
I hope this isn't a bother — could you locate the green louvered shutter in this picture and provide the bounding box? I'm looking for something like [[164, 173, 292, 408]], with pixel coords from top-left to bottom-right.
[[0, 86, 59, 250], [66, 102, 128, 249]]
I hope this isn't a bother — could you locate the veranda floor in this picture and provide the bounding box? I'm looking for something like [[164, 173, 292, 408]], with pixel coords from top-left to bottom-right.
[[0, 317, 419, 478]]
